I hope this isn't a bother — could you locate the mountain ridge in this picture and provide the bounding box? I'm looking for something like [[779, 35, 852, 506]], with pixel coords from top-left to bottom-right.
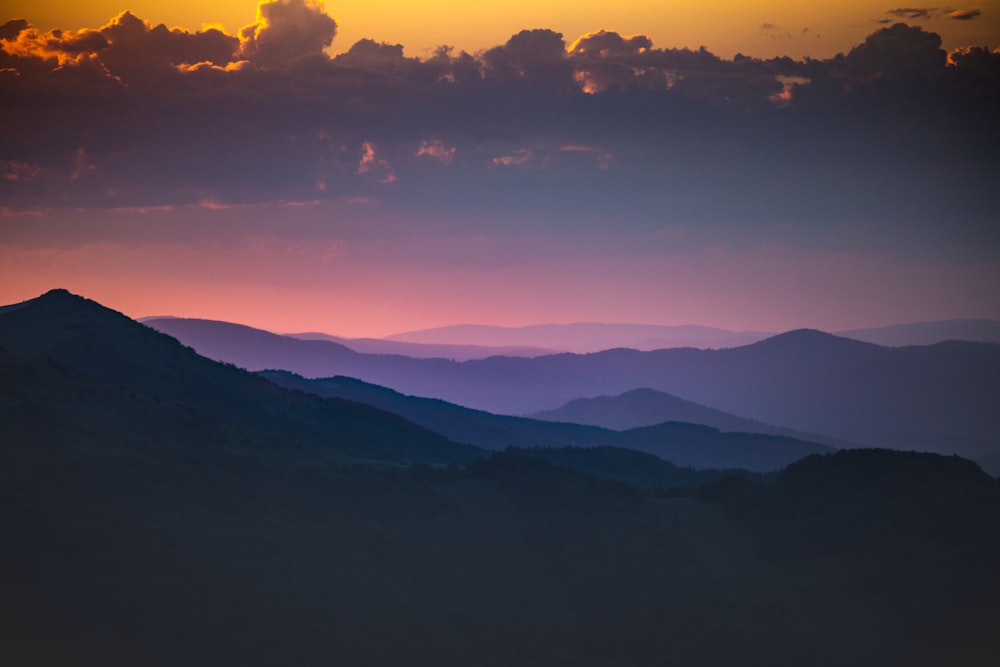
[[142, 314, 1000, 462], [4, 289, 999, 665], [261, 371, 835, 472], [384, 321, 773, 352], [282, 331, 557, 360], [0, 289, 479, 467], [528, 387, 851, 447]]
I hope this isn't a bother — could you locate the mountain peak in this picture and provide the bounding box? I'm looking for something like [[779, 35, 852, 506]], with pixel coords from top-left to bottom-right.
[[0, 288, 127, 323], [750, 328, 876, 351], [41, 287, 74, 298]]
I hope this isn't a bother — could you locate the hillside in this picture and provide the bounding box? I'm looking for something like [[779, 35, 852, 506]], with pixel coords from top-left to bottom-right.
[[528, 387, 848, 447], [147, 317, 1000, 461], [384, 322, 772, 352], [838, 318, 1000, 346], [0, 290, 479, 466], [262, 372, 833, 472], [283, 330, 555, 360], [2, 291, 999, 666]]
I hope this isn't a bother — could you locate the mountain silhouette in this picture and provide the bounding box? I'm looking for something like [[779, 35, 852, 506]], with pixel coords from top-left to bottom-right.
[[261, 371, 833, 472], [4, 290, 998, 666], [384, 321, 772, 352], [145, 316, 1000, 462], [283, 330, 556, 360], [838, 318, 1000, 346], [0, 289, 478, 466], [527, 387, 849, 447]]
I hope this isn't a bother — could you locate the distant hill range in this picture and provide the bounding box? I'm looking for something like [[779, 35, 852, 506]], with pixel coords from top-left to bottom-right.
[[145, 317, 1000, 359], [527, 388, 851, 447], [384, 322, 772, 352], [274, 331, 553, 360], [837, 319, 1000, 347], [262, 372, 833, 472], [384, 318, 1000, 351], [143, 316, 1000, 464], [4, 291, 999, 665], [2, 290, 831, 472]]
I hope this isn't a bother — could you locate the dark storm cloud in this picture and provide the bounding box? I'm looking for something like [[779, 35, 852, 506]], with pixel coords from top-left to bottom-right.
[[0, 6, 997, 257]]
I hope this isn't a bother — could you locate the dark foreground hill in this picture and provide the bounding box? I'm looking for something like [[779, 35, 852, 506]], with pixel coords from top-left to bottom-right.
[[2, 291, 999, 666], [701, 449, 1000, 665], [144, 316, 1000, 462], [261, 372, 833, 472], [0, 289, 478, 466], [4, 374, 998, 665]]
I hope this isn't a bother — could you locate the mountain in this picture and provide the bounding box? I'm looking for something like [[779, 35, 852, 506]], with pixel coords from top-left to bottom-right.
[[384, 322, 773, 352], [2, 291, 830, 473], [145, 316, 1000, 352], [838, 318, 1000, 346], [504, 446, 767, 491], [0, 290, 479, 466], [4, 291, 998, 666], [527, 387, 849, 447], [282, 331, 555, 360], [261, 372, 833, 472], [146, 317, 1000, 461]]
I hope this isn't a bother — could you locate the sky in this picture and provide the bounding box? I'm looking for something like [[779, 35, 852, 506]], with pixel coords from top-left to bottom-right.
[[1, 1, 999, 337]]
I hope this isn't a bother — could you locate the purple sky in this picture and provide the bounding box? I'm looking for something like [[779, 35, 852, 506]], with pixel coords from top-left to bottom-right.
[[1, 5, 998, 336]]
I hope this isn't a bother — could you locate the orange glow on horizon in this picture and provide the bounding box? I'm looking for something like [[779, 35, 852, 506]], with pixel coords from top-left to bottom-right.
[[6, 1, 999, 61]]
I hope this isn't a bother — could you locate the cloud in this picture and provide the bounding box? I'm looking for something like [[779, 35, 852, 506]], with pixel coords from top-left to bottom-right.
[[416, 140, 456, 164], [0, 19, 29, 41], [759, 22, 794, 40], [1, 22, 109, 71], [567, 30, 651, 56], [946, 45, 1000, 83], [887, 8, 938, 21], [558, 145, 612, 169], [0, 9, 996, 265], [884, 6, 983, 22], [948, 9, 983, 20], [97, 12, 238, 83], [1, 159, 41, 182], [768, 75, 810, 107], [841, 22, 947, 79], [482, 29, 573, 89], [334, 39, 408, 71], [566, 30, 663, 93], [239, 0, 337, 67], [491, 149, 534, 167], [356, 142, 396, 183], [0, 13, 237, 86]]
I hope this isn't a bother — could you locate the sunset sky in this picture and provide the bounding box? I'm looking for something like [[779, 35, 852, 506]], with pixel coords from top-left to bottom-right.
[[2, 1, 998, 336]]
